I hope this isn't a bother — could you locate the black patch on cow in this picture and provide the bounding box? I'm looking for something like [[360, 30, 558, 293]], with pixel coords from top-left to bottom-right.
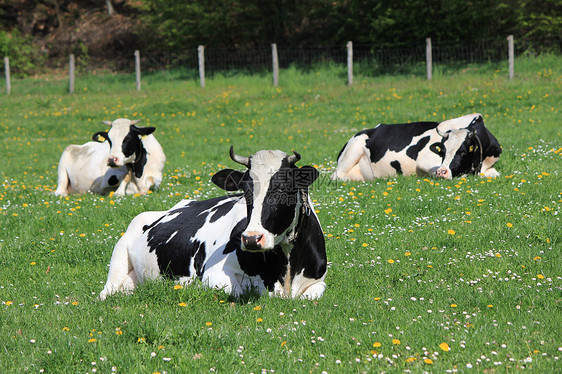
[[260, 163, 300, 236], [359, 122, 439, 163], [223, 218, 248, 255], [289, 207, 327, 281], [236, 245, 288, 292], [143, 195, 241, 279], [406, 136, 430, 160], [390, 161, 402, 174], [108, 175, 120, 186]]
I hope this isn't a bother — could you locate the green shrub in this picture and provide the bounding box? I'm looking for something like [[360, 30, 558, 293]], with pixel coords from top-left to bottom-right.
[[0, 29, 46, 76]]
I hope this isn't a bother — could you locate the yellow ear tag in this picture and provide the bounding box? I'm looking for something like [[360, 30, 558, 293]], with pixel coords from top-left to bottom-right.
[[98, 136, 106, 142], [469, 145, 474, 152], [436, 146, 441, 152], [141, 135, 148, 140]]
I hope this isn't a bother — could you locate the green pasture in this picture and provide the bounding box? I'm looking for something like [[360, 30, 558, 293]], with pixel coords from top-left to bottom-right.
[[0, 56, 560, 373]]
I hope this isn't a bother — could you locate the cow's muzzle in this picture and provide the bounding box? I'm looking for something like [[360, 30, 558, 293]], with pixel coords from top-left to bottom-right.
[[436, 168, 452, 179], [107, 156, 119, 168], [241, 231, 266, 251]]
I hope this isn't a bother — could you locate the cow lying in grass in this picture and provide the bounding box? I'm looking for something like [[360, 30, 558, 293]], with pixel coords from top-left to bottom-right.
[[99, 147, 327, 300], [55, 118, 166, 196], [332, 113, 501, 181]]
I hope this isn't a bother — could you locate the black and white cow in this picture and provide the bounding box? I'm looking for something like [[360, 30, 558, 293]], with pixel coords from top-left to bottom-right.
[[55, 118, 166, 196], [332, 113, 501, 181], [99, 147, 327, 300]]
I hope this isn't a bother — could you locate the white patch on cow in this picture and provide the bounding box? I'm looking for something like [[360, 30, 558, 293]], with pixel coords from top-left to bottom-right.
[[106, 118, 136, 166], [480, 156, 500, 178], [242, 150, 286, 250], [437, 113, 481, 132], [165, 231, 178, 245], [331, 134, 374, 181], [436, 128, 470, 179]]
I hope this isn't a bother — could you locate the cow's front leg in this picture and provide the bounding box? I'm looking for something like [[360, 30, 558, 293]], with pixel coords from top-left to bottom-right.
[[115, 171, 133, 196]]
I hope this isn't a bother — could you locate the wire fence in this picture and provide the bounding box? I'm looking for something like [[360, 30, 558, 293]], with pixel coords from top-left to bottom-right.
[[1, 36, 560, 94]]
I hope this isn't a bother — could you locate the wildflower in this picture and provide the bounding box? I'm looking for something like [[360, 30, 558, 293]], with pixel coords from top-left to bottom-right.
[[392, 339, 401, 345], [424, 358, 434, 364], [88, 338, 97, 343], [439, 343, 450, 351], [373, 342, 382, 348], [178, 302, 187, 307], [537, 274, 545, 279], [174, 285, 183, 290], [448, 229, 456, 235], [205, 322, 212, 326], [256, 318, 263, 322], [506, 223, 513, 228], [388, 259, 395, 264], [138, 338, 146, 343]]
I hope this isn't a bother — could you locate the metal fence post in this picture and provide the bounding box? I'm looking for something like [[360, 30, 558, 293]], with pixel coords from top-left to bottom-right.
[[69, 54, 75, 94], [507, 35, 514, 80], [426, 38, 432, 81], [272, 43, 279, 87], [198, 45, 205, 88], [347, 41, 353, 85], [4, 57, 10, 95], [134, 50, 141, 91]]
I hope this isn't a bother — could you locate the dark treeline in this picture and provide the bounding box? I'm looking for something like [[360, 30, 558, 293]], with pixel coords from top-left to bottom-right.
[[0, 0, 560, 73]]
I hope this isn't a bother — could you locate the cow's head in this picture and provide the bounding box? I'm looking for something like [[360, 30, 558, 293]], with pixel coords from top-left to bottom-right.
[[432, 116, 484, 179], [92, 118, 155, 177], [212, 147, 319, 252]]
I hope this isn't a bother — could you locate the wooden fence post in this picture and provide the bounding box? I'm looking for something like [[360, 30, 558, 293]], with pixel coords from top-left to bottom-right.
[[507, 35, 514, 80], [272, 43, 279, 87], [426, 37, 432, 81], [198, 45, 205, 88], [4, 57, 10, 95], [347, 41, 353, 85], [69, 54, 75, 94], [134, 50, 141, 91]]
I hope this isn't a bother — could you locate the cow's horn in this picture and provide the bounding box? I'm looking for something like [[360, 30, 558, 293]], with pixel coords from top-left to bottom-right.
[[130, 119, 140, 125], [287, 151, 301, 165], [229, 146, 250, 167], [436, 128, 448, 138], [102, 120, 113, 126]]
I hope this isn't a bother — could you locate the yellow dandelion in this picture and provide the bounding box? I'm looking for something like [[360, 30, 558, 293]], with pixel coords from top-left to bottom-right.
[[137, 337, 146, 343], [6, 301, 13, 306], [174, 285, 183, 290], [388, 259, 395, 264], [362, 243, 368, 247], [384, 208, 392, 214], [404, 251, 411, 256], [30, 262, 36, 266], [253, 305, 262, 311], [487, 304, 493, 308], [256, 318, 263, 322], [447, 229, 456, 235], [205, 322, 212, 326], [281, 341, 287, 347], [537, 274, 545, 279], [373, 342, 382, 348], [450, 304, 457, 308], [392, 339, 401, 345], [88, 338, 97, 343], [178, 302, 187, 307], [495, 253, 501, 258], [62, 326, 69, 331], [506, 222, 513, 227], [374, 297, 381, 301], [71, 301, 78, 305], [534, 256, 541, 261], [406, 357, 417, 362], [424, 358, 434, 364], [439, 342, 450, 351]]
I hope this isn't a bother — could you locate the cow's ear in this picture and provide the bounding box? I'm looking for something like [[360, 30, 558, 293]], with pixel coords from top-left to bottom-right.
[[294, 165, 319, 188], [92, 131, 109, 143], [131, 125, 156, 137], [212, 169, 245, 191]]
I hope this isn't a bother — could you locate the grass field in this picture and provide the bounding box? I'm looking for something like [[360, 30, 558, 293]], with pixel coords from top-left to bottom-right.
[[1, 55, 560, 373]]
